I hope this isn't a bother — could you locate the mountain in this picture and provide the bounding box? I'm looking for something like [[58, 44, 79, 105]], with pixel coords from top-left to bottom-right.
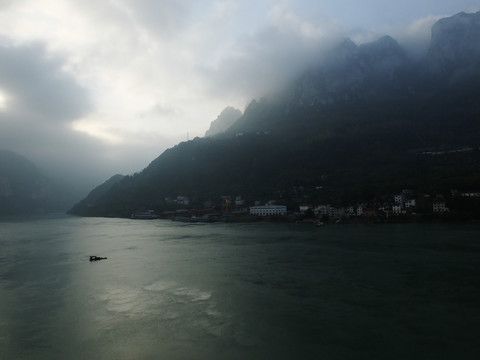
[[68, 174, 124, 216], [204, 106, 242, 137], [70, 12, 480, 218], [428, 11, 480, 78], [290, 35, 409, 104], [0, 149, 75, 217], [225, 34, 412, 135]]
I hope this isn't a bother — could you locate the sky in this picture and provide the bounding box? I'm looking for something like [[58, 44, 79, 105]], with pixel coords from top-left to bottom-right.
[[0, 0, 479, 192]]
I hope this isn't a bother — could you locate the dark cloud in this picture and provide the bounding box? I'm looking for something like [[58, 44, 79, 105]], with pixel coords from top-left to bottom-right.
[[0, 42, 91, 122], [0, 39, 177, 195], [0, 41, 106, 192]]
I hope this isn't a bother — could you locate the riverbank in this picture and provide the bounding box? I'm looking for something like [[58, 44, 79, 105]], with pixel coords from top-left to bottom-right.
[[157, 211, 480, 225]]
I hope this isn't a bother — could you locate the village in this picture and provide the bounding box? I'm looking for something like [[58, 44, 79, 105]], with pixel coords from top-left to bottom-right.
[[134, 189, 480, 223]]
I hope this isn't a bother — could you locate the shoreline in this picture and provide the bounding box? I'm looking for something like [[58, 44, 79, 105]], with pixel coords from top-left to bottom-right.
[[156, 211, 480, 225], [4, 212, 480, 225]]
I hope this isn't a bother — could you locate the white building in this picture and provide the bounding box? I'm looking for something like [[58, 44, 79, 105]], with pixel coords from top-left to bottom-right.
[[433, 201, 449, 213], [405, 199, 416, 208], [345, 206, 355, 216], [461, 192, 480, 198], [250, 205, 287, 216], [392, 205, 404, 214], [356, 205, 364, 216], [315, 205, 329, 216], [394, 194, 405, 204], [299, 205, 311, 213], [328, 207, 345, 218]]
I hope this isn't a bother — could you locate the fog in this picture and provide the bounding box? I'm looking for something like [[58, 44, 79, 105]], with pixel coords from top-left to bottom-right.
[[0, 0, 478, 194]]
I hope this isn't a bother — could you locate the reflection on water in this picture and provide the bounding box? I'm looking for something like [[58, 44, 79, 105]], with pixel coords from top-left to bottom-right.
[[1, 216, 480, 359]]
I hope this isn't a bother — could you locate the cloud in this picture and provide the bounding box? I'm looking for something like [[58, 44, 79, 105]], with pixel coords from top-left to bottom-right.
[[0, 41, 97, 186], [0, 40, 170, 192], [396, 15, 443, 57], [115, 0, 191, 39], [200, 4, 344, 101], [0, 0, 13, 8], [0, 0, 477, 196], [0, 41, 91, 122], [345, 14, 444, 59]]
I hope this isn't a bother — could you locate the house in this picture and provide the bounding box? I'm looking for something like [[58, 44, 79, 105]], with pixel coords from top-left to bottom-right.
[[177, 196, 190, 205], [461, 192, 480, 198], [250, 205, 287, 216], [356, 205, 364, 216], [345, 206, 355, 216], [328, 207, 339, 218], [315, 205, 329, 216], [405, 199, 416, 208], [394, 194, 405, 204], [433, 200, 449, 213], [392, 205, 405, 214], [299, 205, 311, 213], [221, 196, 232, 212]]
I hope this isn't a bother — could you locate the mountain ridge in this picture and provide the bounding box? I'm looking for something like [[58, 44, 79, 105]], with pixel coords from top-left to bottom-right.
[[204, 106, 243, 137], [69, 11, 480, 218], [0, 149, 76, 216]]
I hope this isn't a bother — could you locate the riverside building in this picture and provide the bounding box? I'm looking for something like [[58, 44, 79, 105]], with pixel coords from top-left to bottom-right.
[[249, 205, 287, 216]]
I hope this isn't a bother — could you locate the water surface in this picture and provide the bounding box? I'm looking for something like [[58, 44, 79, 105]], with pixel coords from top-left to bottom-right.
[[1, 216, 479, 359]]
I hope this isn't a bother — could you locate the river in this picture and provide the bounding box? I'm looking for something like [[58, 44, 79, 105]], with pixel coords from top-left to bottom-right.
[[1, 215, 479, 359]]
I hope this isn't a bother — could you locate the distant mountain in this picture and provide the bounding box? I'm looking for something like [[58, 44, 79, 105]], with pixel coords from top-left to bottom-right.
[[428, 11, 480, 78], [70, 12, 480, 218], [0, 150, 74, 216], [204, 106, 243, 137], [67, 174, 124, 216]]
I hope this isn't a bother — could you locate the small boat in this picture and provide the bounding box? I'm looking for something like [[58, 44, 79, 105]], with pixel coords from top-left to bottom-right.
[[89, 255, 107, 261]]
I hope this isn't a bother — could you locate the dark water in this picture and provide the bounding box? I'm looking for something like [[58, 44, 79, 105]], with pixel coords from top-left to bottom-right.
[[1, 216, 479, 359]]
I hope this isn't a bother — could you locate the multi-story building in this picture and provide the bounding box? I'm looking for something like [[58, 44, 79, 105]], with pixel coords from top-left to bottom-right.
[[250, 205, 287, 216], [461, 192, 480, 198], [394, 194, 405, 204], [392, 205, 404, 214], [405, 199, 416, 208], [315, 205, 329, 216], [433, 200, 449, 213], [356, 205, 364, 216]]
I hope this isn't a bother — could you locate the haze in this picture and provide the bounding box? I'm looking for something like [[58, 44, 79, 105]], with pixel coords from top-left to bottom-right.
[[0, 0, 478, 194]]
